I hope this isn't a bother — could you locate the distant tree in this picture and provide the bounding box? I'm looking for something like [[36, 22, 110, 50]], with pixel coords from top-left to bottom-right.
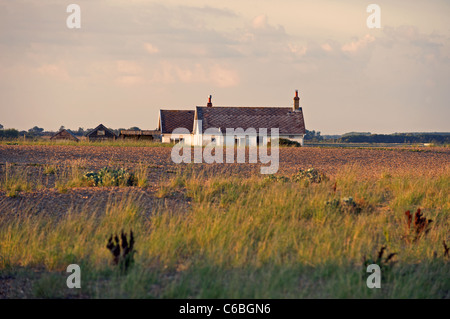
[[341, 132, 371, 137], [59, 125, 65, 131], [316, 131, 322, 140], [113, 128, 125, 136], [9, 129, 20, 138], [0, 124, 3, 130], [28, 126, 44, 135], [338, 133, 450, 144], [76, 127, 86, 136], [0, 128, 19, 139], [304, 129, 323, 142], [128, 126, 140, 131]]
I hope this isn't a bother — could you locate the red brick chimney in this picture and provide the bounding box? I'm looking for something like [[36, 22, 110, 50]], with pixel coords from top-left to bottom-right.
[[207, 95, 213, 107], [293, 90, 300, 111]]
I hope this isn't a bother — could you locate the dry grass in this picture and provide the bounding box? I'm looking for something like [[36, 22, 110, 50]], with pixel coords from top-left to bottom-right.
[[0, 163, 39, 197], [0, 145, 448, 298]]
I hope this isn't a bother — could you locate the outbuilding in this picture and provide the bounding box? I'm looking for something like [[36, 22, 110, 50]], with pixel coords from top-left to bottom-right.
[[119, 129, 161, 141], [86, 124, 117, 141], [50, 129, 79, 142]]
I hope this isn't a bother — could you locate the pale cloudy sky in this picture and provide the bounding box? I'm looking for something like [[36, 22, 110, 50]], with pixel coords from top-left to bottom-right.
[[0, 0, 449, 134]]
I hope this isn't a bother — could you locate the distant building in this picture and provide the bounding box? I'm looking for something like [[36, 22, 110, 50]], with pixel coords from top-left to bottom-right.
[[50, 129, 79, 142], [119, 129, 161, 141], [158, 91, 306, 146], [86, 124, 117, 141]]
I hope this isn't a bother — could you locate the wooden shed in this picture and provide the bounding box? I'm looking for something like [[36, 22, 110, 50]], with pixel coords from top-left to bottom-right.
[[119, 129, 161, 141], [50, 129, 79, 142], [86, 124, 117, 141]]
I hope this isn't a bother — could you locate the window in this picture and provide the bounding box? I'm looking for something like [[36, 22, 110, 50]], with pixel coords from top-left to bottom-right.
[[256, 136, 261, 145], [211, 137, 216, 143], [170, 137, 185, 144], [97, 130, 105, 136]]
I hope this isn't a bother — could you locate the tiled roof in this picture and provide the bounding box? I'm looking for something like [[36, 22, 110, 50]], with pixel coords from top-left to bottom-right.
[[160, 110, 195, 134], [195, 106, 306, 135]]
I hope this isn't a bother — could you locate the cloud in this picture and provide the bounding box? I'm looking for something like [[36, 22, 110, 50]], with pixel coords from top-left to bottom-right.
[[116, 60, 142, 75], [230, 14, 289, 59], [252, 15, 268, 29], [381, 25, 448, 65], [144, 43, 159, 54], [341, 34, 375, 53], [151, 61, 239, 88], [1, 1, 450, 133], [179, 5, 237, 18], [288, 43, 307, 57], [116, 75, 144, 87], [383, 25, 420, 42], [209, 64, 240, 88], [248, 14, 286, 37], [113, 60, 145, 86], [321, 43, 333, 52], [35, 63, 70, 81]]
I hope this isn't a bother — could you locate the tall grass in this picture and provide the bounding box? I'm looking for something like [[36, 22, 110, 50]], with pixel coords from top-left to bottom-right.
[[0, 160, 151, 196], [0, 167, 448, 298], [54, 160, 87, 192], [135, 162, 149, 188], [0, 192, 143, 270], [0, 163, 40, 197]]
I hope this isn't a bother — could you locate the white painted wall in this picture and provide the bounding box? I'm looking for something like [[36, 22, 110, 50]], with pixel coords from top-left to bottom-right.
[[162, 132, 304, 146], [162, 134, 192, 145]]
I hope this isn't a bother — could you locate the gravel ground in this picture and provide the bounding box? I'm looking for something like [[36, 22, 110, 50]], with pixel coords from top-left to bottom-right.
[[0, 145, 448, 298], [0, 144, 448, 176], [0, 145, 448, 217]]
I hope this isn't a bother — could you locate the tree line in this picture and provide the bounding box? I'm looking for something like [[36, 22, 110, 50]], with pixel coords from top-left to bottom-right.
[[337, 133, 450, 144], [0, 125, 143, 139], [1, 124, 448, 144]]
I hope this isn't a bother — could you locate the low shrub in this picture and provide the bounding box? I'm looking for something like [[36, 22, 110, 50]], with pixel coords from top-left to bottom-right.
[[263, 175, 290, 183], [292, 168, 327, 184], [275, 138, 301, 147], [84, 167, 136, 187], [325, 196, 371, 214]]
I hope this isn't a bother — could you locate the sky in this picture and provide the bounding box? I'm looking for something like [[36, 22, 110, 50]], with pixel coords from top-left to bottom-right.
[[0, 0, 449, 134]]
